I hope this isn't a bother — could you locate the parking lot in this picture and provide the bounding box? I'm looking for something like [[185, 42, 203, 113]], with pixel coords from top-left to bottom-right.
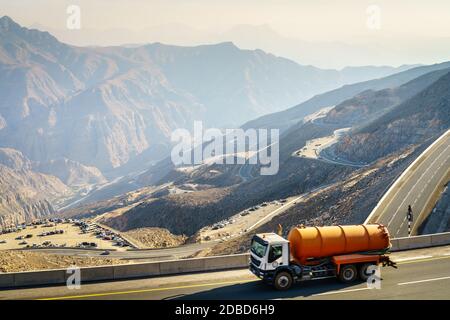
[[0, 219, 131, 251]]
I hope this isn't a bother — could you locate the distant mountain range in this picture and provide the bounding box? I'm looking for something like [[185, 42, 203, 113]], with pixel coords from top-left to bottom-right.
[[0, 15, 417, 176], [244, 61, 450, 132]]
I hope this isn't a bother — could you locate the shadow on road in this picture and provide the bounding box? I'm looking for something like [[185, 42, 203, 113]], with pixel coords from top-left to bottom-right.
[[175, 278, 364, 300]]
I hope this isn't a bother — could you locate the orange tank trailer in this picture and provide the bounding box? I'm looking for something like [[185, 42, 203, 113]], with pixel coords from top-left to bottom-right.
[[249, 223, 396, 290], [288, 224, 391, 265]]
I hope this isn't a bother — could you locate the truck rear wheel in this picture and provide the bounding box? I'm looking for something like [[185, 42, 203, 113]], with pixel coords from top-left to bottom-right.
[[274, 271, 293, 291], [359, 263, 376, 281], [339, 264, 357, 283]]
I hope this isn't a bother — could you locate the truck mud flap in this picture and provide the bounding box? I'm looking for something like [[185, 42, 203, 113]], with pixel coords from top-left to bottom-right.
[[381, 255, 397, 269]]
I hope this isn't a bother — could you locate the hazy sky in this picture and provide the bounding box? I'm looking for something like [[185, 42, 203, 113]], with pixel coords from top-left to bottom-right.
[[1, 0, 450, 68]]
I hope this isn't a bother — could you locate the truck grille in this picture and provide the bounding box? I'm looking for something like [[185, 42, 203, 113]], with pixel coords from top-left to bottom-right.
[[251, 255, 261, 267]]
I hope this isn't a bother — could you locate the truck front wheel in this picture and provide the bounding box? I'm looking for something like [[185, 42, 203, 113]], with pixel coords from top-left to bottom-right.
[[274, 271, 293, 290], [338, 264, 357, 283]]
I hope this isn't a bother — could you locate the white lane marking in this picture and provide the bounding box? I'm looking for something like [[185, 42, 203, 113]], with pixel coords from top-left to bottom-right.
[[398, 276, 450, 286], [387, 144, 450, 230], [394, 255, 433, 262], [313, 287, 371, 296]]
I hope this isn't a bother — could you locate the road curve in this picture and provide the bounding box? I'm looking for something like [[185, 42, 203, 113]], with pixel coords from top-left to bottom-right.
[[366, 130, 450, 237]]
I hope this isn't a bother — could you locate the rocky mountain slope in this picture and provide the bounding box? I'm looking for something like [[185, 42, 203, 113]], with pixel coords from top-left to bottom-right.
[[95, 122, 355, 236], [205, 145, 424, 256], [335, 70, 450, 163], [244, 61, 450, 132], [0, 16, 418, 177], [0, 148, 72, 228], [86, 67, 450, 240], [323, 67, 450, 127], [34, 158, 106, 186]]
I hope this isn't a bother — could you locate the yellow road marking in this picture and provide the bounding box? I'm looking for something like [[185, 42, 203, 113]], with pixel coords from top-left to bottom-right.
[[37, 279, 258, 300], [37, 254, 450, 300]]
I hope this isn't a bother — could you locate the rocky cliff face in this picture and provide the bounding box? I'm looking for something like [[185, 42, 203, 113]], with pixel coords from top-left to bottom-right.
[[0, 149, 72, 228], [334, 71, 450, 163], [34, 158, 106, 186]]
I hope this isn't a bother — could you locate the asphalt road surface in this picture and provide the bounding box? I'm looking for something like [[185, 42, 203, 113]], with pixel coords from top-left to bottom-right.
[[318, 146, 367, 168], [3, 246, 450, 300], [25, 242, 213, 261], [369, 130, 450, 237]]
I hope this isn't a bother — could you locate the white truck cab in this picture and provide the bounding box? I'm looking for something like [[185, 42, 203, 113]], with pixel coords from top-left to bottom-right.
[[249, 229, 396, 291], [249, 233, 290, 274]]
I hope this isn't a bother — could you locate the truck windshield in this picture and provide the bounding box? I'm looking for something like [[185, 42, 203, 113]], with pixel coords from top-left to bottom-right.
[[251, 237, 267, 258]]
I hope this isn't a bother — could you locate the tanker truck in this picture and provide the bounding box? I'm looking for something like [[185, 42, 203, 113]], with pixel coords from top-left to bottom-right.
[[249, 224, 396, 290]]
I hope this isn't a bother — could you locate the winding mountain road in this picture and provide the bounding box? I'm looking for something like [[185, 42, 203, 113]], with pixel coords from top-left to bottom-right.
[[366, 130, 450, 237]]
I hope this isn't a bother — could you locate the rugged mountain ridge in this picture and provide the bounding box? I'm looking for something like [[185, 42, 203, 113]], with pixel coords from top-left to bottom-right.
[[244, 61, 450, 132], [0, 16, 418, 177]]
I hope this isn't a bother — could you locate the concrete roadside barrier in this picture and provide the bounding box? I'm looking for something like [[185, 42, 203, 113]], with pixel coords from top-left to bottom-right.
[[113, 262, 161, 280], [203, 253, 249, 271], [431, 232, 450, 246], [159, 257, 206, 275], [389, 239, 399, 251], [78, 265, 114, 282], [406, 234, 433, 249], [14, 269, 66, 287], [390, 232, 448, 251], [0, 273, 14, 288]]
